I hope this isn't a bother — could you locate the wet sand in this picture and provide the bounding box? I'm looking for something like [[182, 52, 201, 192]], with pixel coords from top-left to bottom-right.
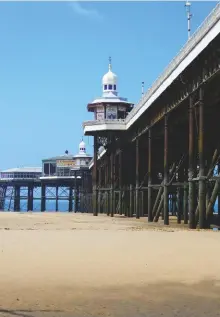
[[0, 212, 220, 316]]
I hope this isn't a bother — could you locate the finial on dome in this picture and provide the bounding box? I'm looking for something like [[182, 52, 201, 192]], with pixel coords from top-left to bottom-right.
[[108, 56, 112, 71]]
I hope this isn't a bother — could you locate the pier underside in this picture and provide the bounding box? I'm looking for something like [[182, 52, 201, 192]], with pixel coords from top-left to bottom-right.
[[89, 33, 220, 229], [0, 172, 92, 213]]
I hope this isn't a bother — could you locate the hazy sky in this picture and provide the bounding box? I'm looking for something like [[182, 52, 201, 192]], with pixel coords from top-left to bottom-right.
[[0, 1, 217, 170]]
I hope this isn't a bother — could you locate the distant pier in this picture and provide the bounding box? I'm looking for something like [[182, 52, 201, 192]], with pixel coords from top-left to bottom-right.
[[0, 141, 92, 212]]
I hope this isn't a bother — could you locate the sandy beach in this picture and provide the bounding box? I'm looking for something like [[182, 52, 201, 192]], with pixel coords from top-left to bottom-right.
[[0, 212, 220, 316]]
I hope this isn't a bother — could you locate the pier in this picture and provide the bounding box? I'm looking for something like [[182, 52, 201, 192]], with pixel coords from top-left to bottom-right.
[[0, 141, 92, 212], [83, 3, 220, 229]]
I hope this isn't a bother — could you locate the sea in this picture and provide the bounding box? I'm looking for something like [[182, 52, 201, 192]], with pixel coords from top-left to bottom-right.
[[3, 199, 74, 212], [2, 197, 219, 213], [1, 185, 81, 212]]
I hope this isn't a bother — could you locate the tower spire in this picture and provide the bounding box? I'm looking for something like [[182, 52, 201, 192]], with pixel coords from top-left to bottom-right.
[[185, 1, 192, 40], [108, 56, 112, 71]]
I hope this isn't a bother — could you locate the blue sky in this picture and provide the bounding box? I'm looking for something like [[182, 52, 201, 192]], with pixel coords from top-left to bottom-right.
[[0, 1, 217, 170]]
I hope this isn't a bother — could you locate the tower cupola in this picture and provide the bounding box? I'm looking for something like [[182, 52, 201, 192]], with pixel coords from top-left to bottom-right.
[[79, 140, 86, 154], [102, 57, 118, 96], [86, 57, 134, 125]]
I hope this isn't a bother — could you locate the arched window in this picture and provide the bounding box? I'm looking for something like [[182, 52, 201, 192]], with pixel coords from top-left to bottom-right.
[[104, 85, 107, 90], [108, 84, 112, 90], [114, 85, 116, 90]]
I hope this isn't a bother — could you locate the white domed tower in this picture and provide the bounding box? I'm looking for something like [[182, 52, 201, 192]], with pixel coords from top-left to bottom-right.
[[74, 139, 92, 168], [86, 57, 133, 122], [102, 57, 118, 96], [79, 140, 86, 154]]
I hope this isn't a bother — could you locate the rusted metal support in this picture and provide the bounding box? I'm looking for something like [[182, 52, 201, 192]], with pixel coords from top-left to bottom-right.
[[176, 187, 181, 224], [189, 96, 196, 228], [177, 167, 184, 224], [140, 191, 144, 217], [206, 184, 211, 210], [153, 193, 164, 222], [195, 149, 219, 222], [152, 185, 163, 217], [41, 184, 46, 212], [28, 185, 33, 211], [164, 114, 169, 225], [152, 163, 175, 218], [68, 185, 73, 212], [198, 87, 206, 229], [106, 157, 110, 216], [107, 190, 110, 216], [98, 167, 101, 215], [119, 150, 123, 215], [105, 191, 108, 215], [110, 152, 114, 217], [148, 129, 153, 222], [74, 171, 77, 213], [129, 184, 134, 217], [76, 185, 80, 212], [14, 185, 20, 212], [136, 138, 140, 219], [183, 182, 188, 224], [92, 135, 98, 216], [56, 185, 59, 212]]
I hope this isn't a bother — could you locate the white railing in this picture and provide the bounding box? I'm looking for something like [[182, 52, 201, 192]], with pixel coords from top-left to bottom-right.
[[83, 119, 126, 128], [126, 2, 220, 123]]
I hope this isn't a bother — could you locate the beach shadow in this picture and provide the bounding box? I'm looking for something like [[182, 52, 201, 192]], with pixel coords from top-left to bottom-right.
[[0, 309, 63, 317], [1, 280, 220, 317]]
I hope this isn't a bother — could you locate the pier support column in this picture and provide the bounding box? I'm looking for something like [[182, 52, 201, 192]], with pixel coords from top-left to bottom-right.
[[69, 185, 73, 212], [93, 135, 98, 216], [28, 185, 33, 211], [164, 114, 169, 225], [135, 138, 140, 219], [75, 185, 79, 212], [56, 185, 59, 212], [129, 184, 134, 217], [177, 168, 184, 224], [183, 182, 188, 224], [148, 129, 153, 222], [74, 171, 77, 212], [198, 88, 206, 229], [106, 156, 110, 216], [14, 185, 20, 211], [189, 96, 196, 229], [110, 152, 114, 217], [218, 164, 220, 216], [41, 184, 46, 212], [119, 150, 123, 215], [0, 185, 6, 210], [104, 161, 108, 215]]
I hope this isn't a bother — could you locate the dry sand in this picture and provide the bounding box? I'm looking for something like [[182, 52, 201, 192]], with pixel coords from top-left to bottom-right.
[[0, 212, 220, 317]]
